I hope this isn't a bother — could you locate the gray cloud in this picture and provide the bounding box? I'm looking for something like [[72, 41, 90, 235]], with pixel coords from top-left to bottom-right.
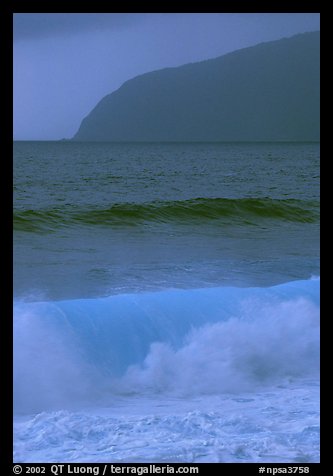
[[13, 13, 146, 41]]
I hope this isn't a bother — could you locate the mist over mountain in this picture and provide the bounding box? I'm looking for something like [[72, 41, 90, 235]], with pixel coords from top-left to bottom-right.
[[73, 31, 319, 142]]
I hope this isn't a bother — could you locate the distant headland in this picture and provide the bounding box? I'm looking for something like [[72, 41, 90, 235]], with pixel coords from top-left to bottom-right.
[[72, 31, 319, 142]]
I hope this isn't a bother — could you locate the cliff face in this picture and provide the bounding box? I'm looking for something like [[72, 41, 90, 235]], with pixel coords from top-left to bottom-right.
[[73, 32, 320, 142]]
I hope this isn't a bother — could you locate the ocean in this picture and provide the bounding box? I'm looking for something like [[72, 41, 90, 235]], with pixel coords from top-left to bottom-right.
[[13, 141, 320, 463]]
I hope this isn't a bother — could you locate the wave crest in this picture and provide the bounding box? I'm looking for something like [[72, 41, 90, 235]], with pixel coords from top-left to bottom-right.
[[14, 198, 319, 233], [14, 279, 320, 413]]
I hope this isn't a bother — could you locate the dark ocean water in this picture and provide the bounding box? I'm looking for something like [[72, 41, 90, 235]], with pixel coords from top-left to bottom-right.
[[14, 141, 319, 300], [14, 142, 320, 463]]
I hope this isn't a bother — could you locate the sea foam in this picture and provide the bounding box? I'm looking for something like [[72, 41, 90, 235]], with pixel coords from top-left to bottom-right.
[[14, 279, 319, 413]]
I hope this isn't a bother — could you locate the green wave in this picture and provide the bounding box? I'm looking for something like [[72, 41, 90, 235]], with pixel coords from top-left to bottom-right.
[[14, 197, 319, 233]]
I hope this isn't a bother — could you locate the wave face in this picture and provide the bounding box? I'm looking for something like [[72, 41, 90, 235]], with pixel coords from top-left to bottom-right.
[[14, 279, 319, 414], [13, 198, 319, 232]]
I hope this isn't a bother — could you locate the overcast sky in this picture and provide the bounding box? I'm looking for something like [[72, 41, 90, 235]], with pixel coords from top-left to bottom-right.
[[13, 13, 320, 140]]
